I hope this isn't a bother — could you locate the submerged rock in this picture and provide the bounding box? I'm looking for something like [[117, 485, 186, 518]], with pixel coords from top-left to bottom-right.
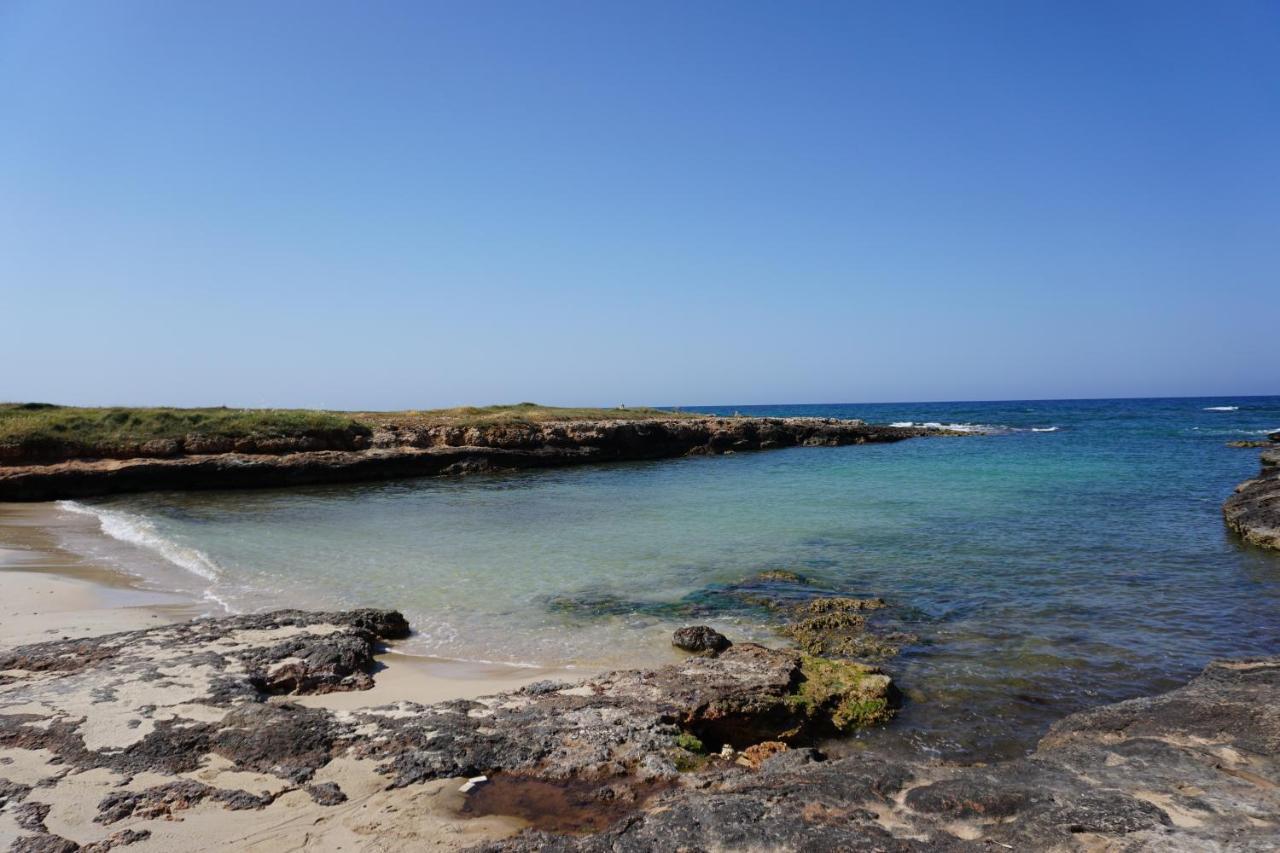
[[671, 626, 731, 655], [778, 596, 907, 661], [752, 570, 808, 584], [551, 575, 910, 664]]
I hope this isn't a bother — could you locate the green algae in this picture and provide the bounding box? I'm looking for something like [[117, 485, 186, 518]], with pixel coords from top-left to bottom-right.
[[753, 570, 809, 584], [779, 597, 902, 660], [788, 655, 894, 732]]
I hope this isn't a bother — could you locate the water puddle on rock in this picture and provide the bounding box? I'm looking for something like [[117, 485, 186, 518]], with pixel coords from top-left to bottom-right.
[[457, 773, 672, 834]]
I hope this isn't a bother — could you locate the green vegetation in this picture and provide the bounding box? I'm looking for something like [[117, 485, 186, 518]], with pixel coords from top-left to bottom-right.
[[671, 731, 709, 771], [0, 403, 367, 458], [787, 655, 894, 732], [674, 731, 706, 753], [0, 402, 706, 461]]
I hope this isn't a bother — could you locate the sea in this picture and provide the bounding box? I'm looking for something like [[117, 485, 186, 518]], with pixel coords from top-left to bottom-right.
[[50, 396, 1280, 759]]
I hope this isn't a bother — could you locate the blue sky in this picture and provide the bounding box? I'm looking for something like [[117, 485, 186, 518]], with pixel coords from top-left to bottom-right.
[[2, 1, 1276, 408]]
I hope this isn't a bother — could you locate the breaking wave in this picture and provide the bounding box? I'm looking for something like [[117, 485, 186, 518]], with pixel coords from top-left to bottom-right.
[[57, 500, 223, 584], [889, 422, 1060, 435]]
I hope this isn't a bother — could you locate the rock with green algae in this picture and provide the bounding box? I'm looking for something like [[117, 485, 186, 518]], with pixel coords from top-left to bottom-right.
[[787, 655, 895, 733], [778, 596, 907, 660], [752, 569, 809, 584]]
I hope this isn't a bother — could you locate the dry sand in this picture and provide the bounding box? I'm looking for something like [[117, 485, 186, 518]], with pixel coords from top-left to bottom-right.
[[0, 502, 595, 851]]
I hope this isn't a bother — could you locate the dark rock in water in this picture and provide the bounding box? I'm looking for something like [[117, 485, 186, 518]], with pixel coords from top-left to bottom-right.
[[778, 596, 906, 661], [1270, 430, 1280, 442], [1224, 449, 1280, 550], [551, 579, 910, 664], [1226, 440, 1270, 448], [672, 626, 731, 654], [752, 569, 809, 584]]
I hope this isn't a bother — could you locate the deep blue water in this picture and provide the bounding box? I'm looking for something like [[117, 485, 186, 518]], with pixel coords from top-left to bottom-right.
[[63, 396, 1280, 759]]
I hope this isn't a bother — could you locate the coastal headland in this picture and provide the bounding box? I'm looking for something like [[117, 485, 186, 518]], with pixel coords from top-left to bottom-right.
[[0, 403, 960, 501], [1224, 440, 1280, 551]]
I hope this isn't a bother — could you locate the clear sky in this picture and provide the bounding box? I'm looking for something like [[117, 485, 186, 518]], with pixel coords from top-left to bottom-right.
[[2, 1, 1276, 409]]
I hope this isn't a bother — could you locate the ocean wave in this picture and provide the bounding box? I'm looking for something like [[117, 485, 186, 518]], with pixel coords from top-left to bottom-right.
[[1190, 427, 1279, 436], [1204, 406, 1239, 412], [57, 500, 223, 584], [889, 421, 1060, 435], [888, 421, 1004, 434]]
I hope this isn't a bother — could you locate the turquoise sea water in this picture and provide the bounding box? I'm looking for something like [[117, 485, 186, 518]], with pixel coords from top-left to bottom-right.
[[58, 397, 1280, 758]]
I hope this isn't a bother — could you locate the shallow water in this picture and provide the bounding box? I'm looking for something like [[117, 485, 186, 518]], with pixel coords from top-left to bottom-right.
[[57, 396, 1280, 758]]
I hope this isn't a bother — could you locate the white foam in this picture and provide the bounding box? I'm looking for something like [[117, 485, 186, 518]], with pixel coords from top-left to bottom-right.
[[888, 421, 1002, 434], [1204, 406, 1239, 412], [57, 500, 223, 584], [1030, 427, 1060, 433]]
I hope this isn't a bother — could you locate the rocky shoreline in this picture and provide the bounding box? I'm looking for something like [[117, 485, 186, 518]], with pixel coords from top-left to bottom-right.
[[1224, 442, 1280, 551], [2, 608, 1275, 851], [0, 417, 957, 502]]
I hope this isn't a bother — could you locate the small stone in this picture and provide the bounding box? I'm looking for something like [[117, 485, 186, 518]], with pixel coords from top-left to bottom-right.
[[672, 626, 731, 655]]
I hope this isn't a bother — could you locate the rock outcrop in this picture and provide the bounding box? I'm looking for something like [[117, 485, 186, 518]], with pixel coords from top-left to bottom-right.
[[0, 418, 959, 501], [484, 658, 1280, 852], [1224, 447, 1280, 550], [671, 626, 731, 655], [0, 610, 892, 851], [3, 610, 1277, 851]]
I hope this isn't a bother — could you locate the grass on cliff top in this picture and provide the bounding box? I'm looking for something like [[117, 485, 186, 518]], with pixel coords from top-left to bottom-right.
[[0, 402, 705, 453], [353, 402, 705, 428], [0, 403, 366, 452]]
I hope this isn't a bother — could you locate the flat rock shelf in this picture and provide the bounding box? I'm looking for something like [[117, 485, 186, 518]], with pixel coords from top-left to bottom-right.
[[2, 609, 1276, 851]]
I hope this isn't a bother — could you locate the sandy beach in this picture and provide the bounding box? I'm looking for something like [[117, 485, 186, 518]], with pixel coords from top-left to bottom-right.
[[0, 502, 592, 851]]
